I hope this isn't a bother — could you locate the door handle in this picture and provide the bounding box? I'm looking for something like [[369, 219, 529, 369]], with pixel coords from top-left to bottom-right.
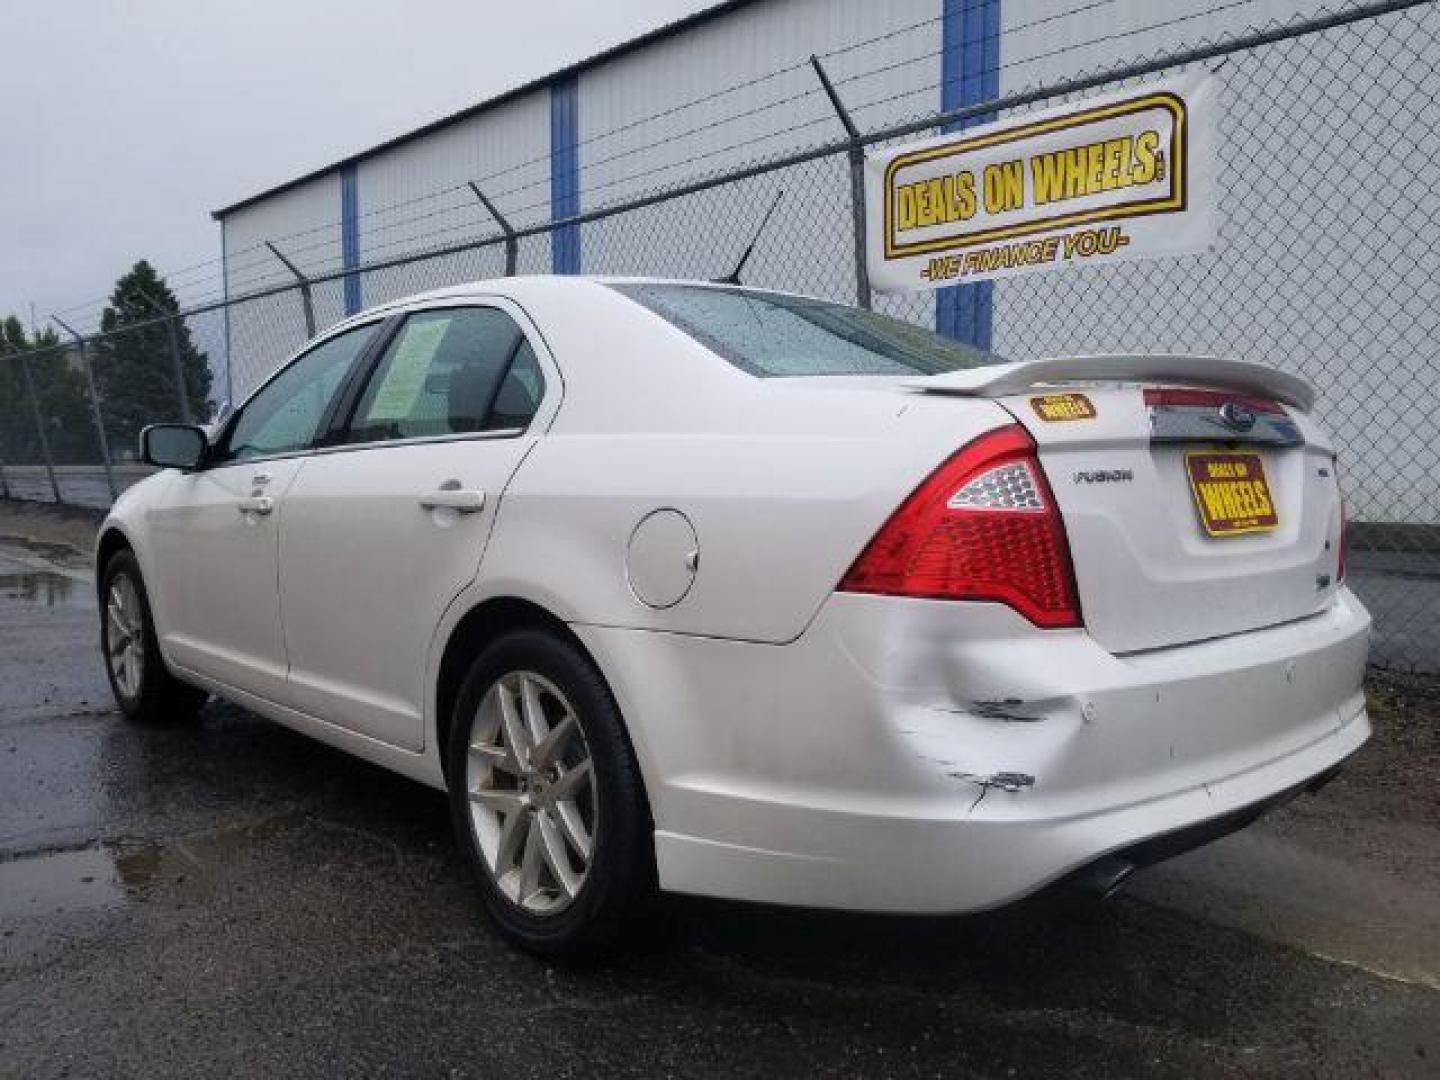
[[237, 495, 274, 515], [419, 488, 486, 513]]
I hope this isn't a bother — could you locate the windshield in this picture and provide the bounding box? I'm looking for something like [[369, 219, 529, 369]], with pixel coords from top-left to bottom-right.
[[612, 283, 1002, 378]]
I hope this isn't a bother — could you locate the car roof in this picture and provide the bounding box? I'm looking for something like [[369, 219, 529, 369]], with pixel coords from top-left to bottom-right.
[[319, 276, 815, 337]]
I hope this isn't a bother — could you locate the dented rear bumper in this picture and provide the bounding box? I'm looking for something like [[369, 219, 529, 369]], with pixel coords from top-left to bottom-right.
[[575, 587, 1371, 914]]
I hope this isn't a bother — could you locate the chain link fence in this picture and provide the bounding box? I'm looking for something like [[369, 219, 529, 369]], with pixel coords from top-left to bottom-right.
[[2, 0, 1435, 673]]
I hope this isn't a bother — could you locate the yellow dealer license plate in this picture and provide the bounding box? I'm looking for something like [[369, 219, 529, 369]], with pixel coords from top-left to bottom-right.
[[1185, 451, 1279, 537]]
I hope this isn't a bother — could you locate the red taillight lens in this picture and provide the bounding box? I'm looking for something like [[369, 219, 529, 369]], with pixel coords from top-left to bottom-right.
[[838, 424, 1083, 628]]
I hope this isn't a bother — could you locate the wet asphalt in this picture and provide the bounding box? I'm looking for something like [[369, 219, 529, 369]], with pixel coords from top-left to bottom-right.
[[0, 537, 1437, 1079]]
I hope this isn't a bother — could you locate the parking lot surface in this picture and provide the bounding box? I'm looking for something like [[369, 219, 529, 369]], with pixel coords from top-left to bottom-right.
[[1, 524, 1437, 1079]]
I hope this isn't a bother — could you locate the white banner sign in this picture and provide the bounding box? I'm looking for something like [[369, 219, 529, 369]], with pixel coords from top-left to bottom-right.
[[864, 73, 1215, 292]]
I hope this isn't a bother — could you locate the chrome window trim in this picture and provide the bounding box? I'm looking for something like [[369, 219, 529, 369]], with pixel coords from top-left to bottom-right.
[[205, 427, 529, 470], [315, 427, 528, 457]]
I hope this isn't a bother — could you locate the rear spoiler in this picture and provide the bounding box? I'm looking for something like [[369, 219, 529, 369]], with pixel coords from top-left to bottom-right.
[[907, 354, 1316, 412]]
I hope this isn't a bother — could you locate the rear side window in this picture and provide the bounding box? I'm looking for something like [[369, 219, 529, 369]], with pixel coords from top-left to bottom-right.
[[488, 341, 545, 429], [612, 284, 1000, 377], [345, 307, 544, 444]]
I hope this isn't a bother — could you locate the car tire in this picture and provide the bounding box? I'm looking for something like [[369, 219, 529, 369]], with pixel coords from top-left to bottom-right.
[[100, 549, 208, 724], [446, 628, 654, 959]]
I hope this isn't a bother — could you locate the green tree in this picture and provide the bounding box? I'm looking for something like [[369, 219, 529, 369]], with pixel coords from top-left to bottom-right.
[[0, 318, 29, 465], [0, 316, 96, 466], [93, 260, 213, 456]]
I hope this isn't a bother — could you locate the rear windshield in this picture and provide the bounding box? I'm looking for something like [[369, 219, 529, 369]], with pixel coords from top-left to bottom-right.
[[612, 283, 1001, 378]]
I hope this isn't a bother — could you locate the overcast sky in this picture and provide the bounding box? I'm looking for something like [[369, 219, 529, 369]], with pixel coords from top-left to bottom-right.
[[2, 0, 715, 334]]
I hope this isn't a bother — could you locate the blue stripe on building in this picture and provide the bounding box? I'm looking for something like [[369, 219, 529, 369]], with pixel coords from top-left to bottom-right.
[[936, 0, 1000, 350], [340, 163, 362, 315], [550, 74, 581, 274]]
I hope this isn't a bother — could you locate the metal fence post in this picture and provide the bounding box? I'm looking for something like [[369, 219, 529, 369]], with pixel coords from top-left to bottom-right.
[[468, 182, 518, 276], [15, 352, 62, 503], [810, 54, 872, 310], [163, 312, 194, 424], [138, 294, 196, 425], [264, 241, 317, 337], [52, 315, 118, 502]]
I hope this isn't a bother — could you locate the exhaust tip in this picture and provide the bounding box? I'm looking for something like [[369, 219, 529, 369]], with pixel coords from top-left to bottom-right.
[[1077, 856, 1136, 901]]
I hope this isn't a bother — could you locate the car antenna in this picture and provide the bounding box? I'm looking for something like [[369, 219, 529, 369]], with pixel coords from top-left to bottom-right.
[[714, 188, 785, 286]]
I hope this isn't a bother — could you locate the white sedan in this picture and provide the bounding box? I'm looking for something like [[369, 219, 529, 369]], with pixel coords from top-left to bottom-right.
[[97, 277, 1370, 956]]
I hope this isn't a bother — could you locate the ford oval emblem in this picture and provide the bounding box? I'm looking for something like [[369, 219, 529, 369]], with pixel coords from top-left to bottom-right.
[[1218, 401, 1257, 432]]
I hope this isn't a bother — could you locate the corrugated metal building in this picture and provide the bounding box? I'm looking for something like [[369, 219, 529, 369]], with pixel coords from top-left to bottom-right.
[[216, 0, 1344, 381], [211, 0, 1434, 527]]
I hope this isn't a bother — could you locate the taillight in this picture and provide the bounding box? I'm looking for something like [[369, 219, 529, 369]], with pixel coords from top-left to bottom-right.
[[838, 424, 1083, 628]]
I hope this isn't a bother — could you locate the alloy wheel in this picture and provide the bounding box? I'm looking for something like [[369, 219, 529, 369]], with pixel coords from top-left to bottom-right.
[[466, 671, 597, 915], [105, 573, 146, 700]]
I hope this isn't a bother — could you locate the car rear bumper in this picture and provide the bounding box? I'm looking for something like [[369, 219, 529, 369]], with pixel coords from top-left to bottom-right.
[[575, 587, 1371, 914], [1041, 755, 1351, 903]]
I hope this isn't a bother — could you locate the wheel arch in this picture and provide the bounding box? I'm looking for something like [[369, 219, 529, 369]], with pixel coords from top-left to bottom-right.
[[433, 596, 647, 819], [95, 525, 135, 596]]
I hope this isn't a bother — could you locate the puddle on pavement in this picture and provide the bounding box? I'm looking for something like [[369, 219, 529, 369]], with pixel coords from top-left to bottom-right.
[[2, 536, 87, 566], [0, 848, 125, 918], [0, 841, 207, 920], [0, 570, 89, 609]]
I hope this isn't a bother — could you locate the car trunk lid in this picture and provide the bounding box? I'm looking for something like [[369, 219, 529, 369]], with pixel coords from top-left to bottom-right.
[[909, 356, 1345, 653]]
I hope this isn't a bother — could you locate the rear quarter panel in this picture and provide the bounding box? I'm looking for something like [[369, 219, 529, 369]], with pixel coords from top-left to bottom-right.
[[476, 387, 1014, 643]]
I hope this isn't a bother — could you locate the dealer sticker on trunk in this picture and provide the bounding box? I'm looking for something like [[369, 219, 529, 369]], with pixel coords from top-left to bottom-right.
[[1185, 451, 1279, 536], [1031, 393, 1096, 421]]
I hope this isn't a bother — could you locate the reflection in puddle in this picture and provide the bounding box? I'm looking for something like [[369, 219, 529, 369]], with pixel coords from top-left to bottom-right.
[[0, 571, 87, 609], [0, 841, 204, 919], [3, 536, 88, 565], [0, 847, 124, 917]]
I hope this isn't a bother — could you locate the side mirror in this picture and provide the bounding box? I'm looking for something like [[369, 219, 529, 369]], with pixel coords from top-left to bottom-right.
[[140, 424, 208, 470]]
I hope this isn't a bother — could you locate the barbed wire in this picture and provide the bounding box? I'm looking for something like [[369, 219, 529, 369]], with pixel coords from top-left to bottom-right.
[[32, 0, 1401, 329], [227, 1, 1309, 297], [143, 0, 1303, 304]]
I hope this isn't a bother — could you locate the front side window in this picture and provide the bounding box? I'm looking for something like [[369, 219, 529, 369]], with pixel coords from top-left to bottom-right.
[[218, 323, 378, 463], [612, 283, 1002, 377], [345, 306, 544, 445]]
